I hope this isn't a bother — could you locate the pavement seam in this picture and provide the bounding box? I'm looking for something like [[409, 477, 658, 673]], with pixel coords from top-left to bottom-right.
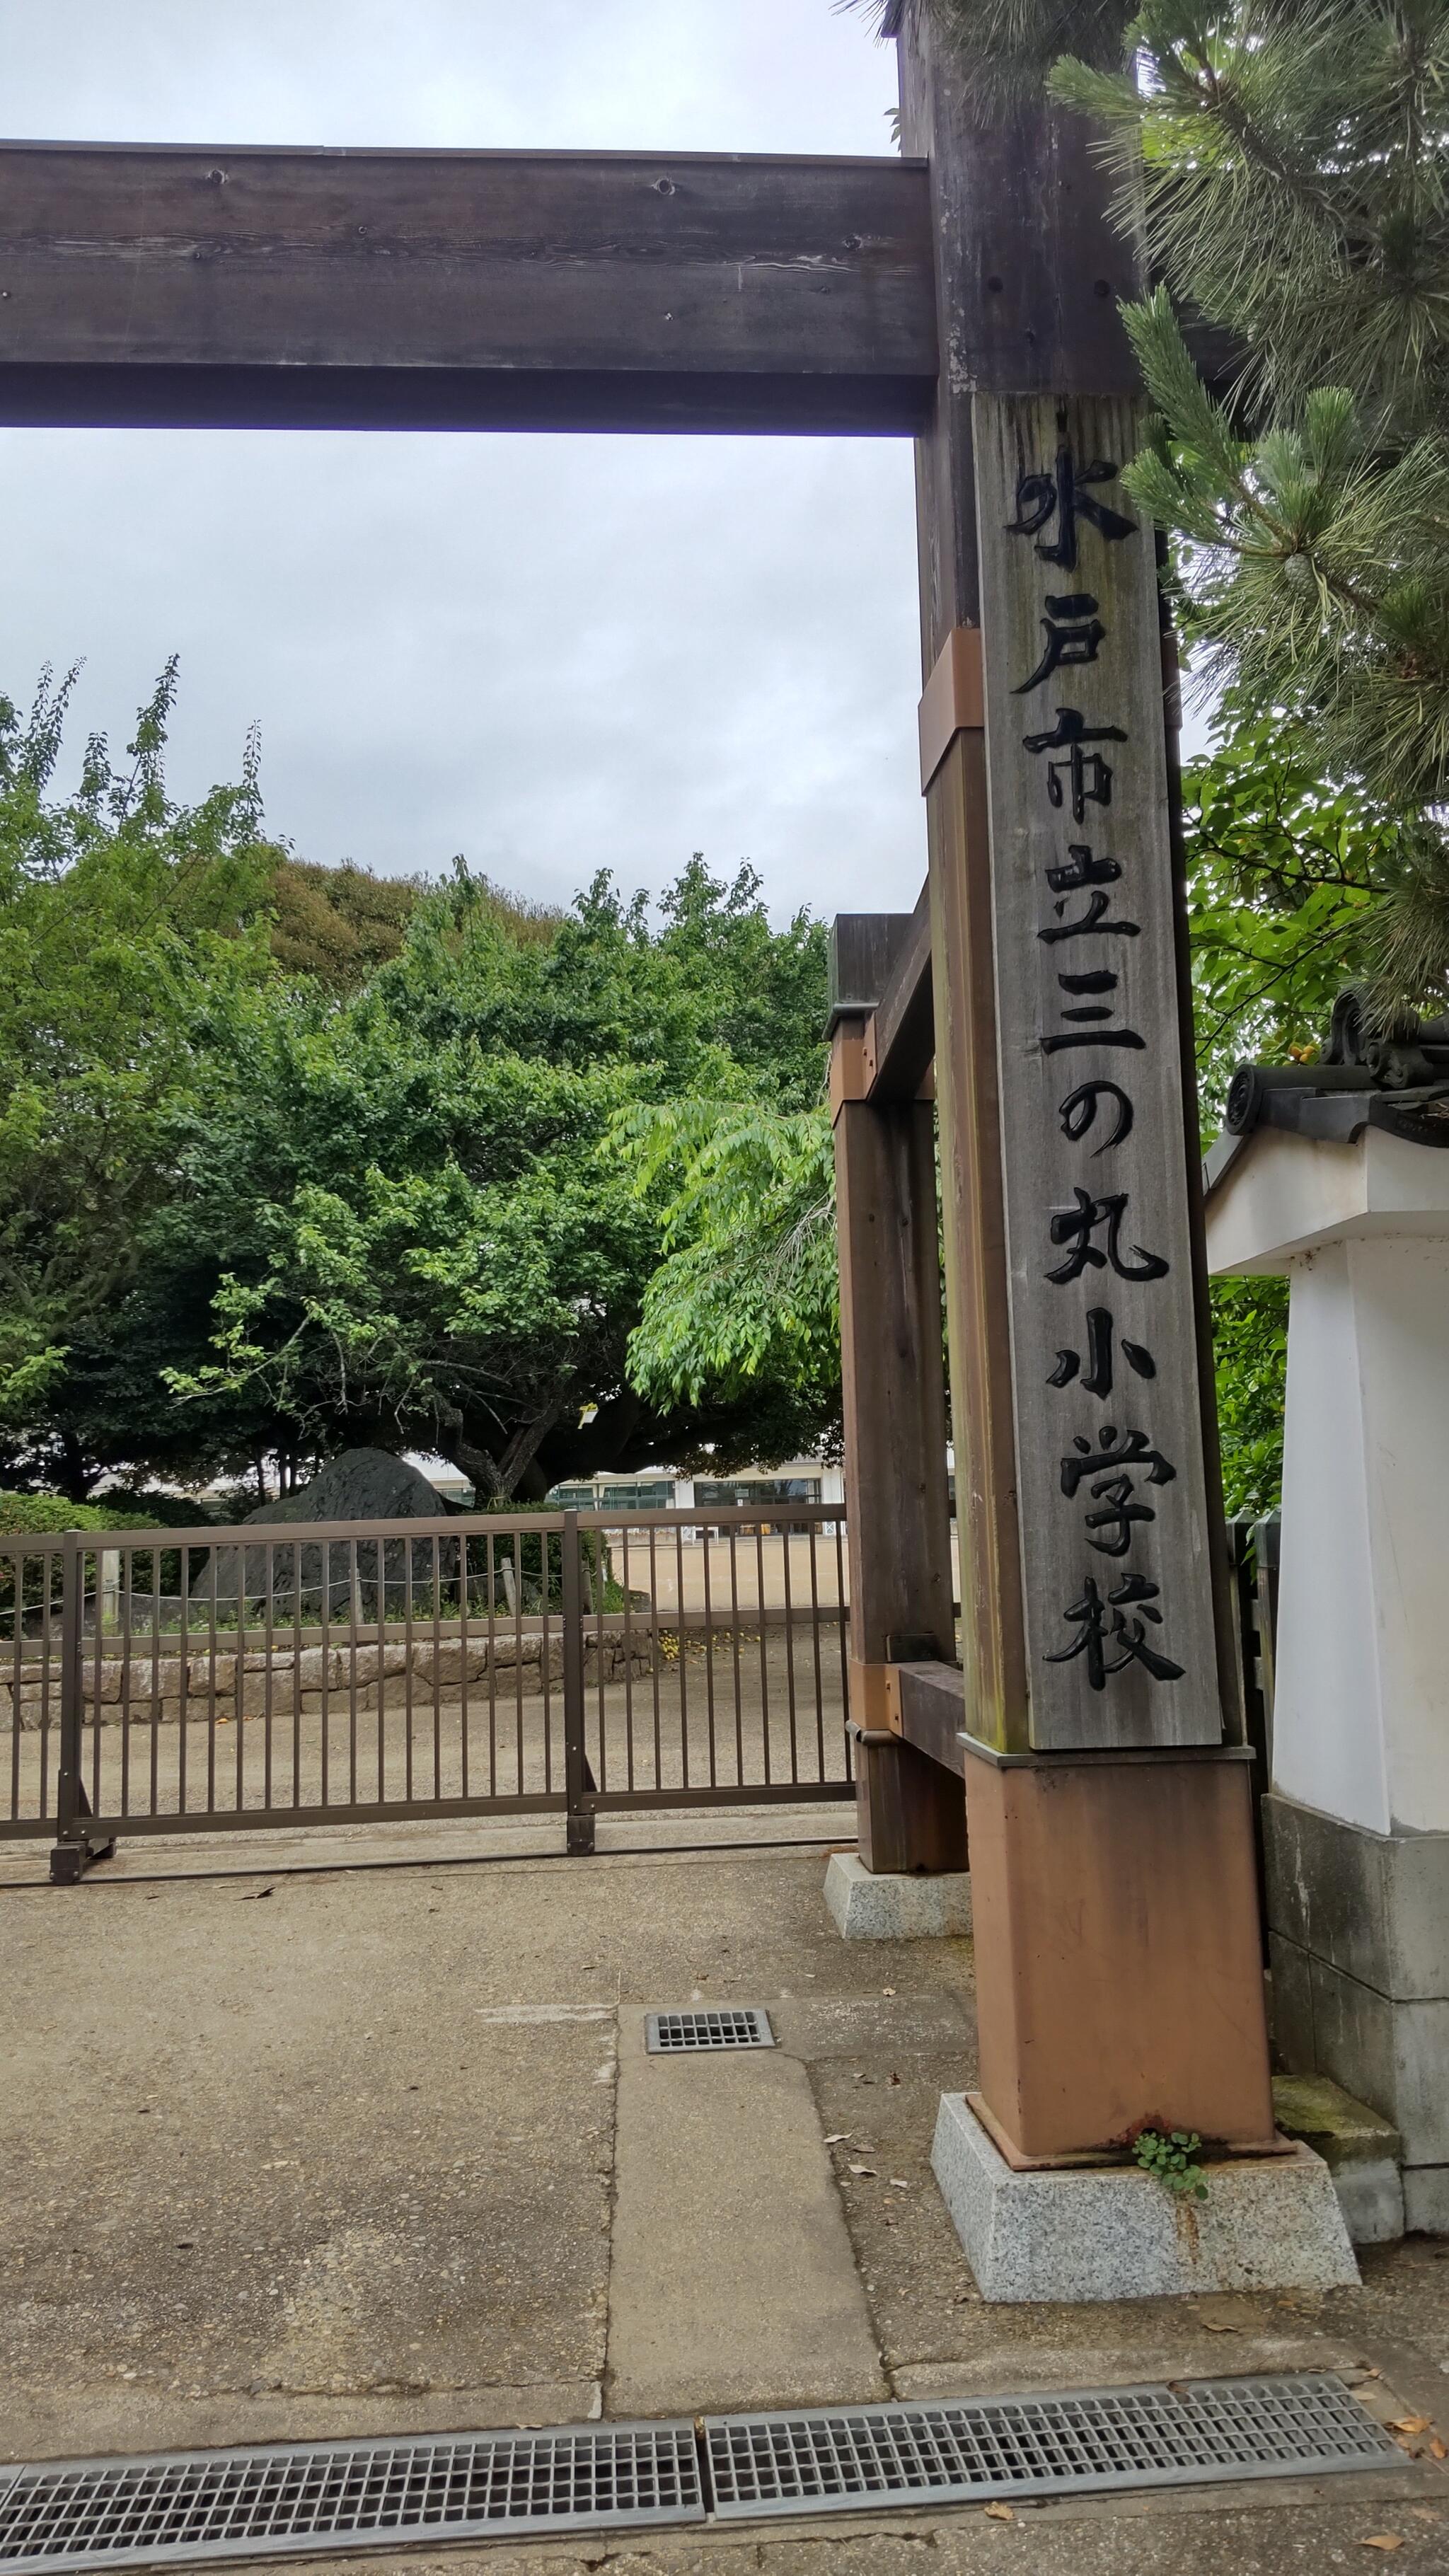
[[596, 1997, 623, 2421]]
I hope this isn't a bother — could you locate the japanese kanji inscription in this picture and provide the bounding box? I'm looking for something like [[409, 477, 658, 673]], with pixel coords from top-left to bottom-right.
[[975, 392, 1220, 1751]]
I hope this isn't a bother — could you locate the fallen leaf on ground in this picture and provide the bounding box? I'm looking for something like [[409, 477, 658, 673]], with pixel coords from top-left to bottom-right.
[[824, 2134, 848, 2145], [1359, 2537, 1404, 2552], [1428, 2437, 1446, 2461], [238, 1886, 273, 1901], [889, 2177, 910, 2190], [1390, 2418, 1431, 2437], [984, 2503, 1014, 2522], [848, 2164, 877, 2178], [1201, 2318, 1240, 2333]]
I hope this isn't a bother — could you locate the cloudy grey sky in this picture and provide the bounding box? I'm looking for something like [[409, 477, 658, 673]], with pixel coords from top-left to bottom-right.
[[3, 1, 930, 925]]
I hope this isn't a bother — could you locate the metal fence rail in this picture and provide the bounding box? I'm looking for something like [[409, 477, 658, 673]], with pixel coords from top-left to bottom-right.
[[0, 1506, 853, 1880]]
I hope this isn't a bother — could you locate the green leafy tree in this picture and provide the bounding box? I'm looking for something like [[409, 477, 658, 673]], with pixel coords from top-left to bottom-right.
[[620, 1094, 841, 1457], [163, 862, 835, 1496], [859, 0, 1449, 1022], [1182, 714, 1400, 1511], [0, 662, 284, 1496]]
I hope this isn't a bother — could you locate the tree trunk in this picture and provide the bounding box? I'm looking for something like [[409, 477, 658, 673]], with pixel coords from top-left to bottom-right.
[[57, 1429, 97, 1505]]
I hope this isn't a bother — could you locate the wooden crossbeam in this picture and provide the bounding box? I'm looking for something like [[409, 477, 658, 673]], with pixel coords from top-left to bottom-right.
[[0, 142, 939, 433]]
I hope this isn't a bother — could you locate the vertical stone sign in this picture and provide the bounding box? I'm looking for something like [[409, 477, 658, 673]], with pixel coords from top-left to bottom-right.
[[976, 391, 1220, 1751]]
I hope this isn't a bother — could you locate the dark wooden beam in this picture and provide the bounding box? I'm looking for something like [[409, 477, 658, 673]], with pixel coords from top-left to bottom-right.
[[863, 884, 934, 1100], [828, 911, 914, 1029], [894, 1660, 969, 1779], [0, 142, 938, 434]]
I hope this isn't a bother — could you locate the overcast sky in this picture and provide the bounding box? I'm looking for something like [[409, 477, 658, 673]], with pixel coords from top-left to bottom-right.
[[2, 1, 934, 925]]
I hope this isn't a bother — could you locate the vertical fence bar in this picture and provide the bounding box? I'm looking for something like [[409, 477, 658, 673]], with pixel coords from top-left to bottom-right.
[[485, 1530, 498, 1798], [52, 1534, 83, 1873], [429, 1533, 441, 1803], [808, 1523, 826, 1782], [647, 1525, 662, 1793], [49, 1533, 112, 1883], [89, 1543, 103, 1817], [727, 1524, 743, 1788], [512, 1526, 524, 1797], [149, 1544, 161, 1823], [290, 1541, 303, 1812], [780, 1519, 799, 1784], [458, 1530, 471, 1803], [561, 1511, 594, 1856], [117, 1544, 132, 1820], [234, 1539, 247, 1814], [374, 1537, 386, 1806], [675, 1520, 690, 1794], [541, 1528, 554, 1796], [755, 1523, 772, 1787], [262, 1539, 275, 1813], [621, 1525, 635, 1793], [319, 1538, 332, 1808], [39, 1544, 56, 1822], [700, 1523, 715, 1790], [204, 1543, 219, 1816], [6, 1548, 22, 1825], [593, 1527, 606, 1794], [178, 1547, 190, 1818]]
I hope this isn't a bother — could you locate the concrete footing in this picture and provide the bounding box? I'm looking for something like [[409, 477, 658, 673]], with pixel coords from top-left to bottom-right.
[[930, 2093, 1360, 2304], [1266, 1791, 1449, 2235], [1272, 2073, 1405, 2246], [824, 1852, 971, 1941]]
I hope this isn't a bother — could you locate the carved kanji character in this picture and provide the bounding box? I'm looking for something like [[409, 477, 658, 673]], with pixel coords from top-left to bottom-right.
[[1046, 1189, 1170, 1285], [1022, 707, 1127, 822], [1006, 440, 1138, 573], [1058, 1080, 1136, 1153], [1014, 592, 1107, 694], [1044, 1572, 1185, 1687], [1037, 844, 1140, 943], [1047, 1308, 1157, 1397]]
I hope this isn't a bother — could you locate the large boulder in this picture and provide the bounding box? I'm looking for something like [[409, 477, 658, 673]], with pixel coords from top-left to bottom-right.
[[190, 1448, 465, 1616]]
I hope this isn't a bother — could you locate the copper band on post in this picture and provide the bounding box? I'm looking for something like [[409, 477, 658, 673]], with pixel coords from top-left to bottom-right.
[[918, 625, 985, 792]]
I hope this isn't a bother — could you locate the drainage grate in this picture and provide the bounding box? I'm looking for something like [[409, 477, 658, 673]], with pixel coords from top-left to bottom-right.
[[0, 2424, 705, 2572], [0, 2377, 1407, 2570], [645, 2006, 775, 2053], [704, 2374, 1403, 2519]]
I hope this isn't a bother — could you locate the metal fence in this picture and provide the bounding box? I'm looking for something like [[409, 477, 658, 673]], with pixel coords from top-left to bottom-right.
[[0, 1506, 854, 1880]]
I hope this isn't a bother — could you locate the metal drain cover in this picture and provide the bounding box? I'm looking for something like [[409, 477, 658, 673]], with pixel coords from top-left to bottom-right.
[[0, 2423, 704, 2572], [0, 2376, 1407, 2570], [704, 2374, 1403, 2519], [645, 2006, 775, 2053]]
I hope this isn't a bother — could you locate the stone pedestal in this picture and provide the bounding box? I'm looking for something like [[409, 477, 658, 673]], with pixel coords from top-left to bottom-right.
[[931, 2093, 1358, 2302], [824, 1851, 971, 1941], [1207, 1123, 1449, 2231]]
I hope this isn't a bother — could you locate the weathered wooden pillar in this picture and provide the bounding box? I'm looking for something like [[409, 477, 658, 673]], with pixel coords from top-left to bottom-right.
[[830, 917, 966, 1876], [896, 5, 1274, 2155]]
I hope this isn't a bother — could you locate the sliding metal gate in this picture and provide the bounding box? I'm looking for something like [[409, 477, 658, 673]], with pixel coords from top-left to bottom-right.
[[0, 1506, 853, 1878]]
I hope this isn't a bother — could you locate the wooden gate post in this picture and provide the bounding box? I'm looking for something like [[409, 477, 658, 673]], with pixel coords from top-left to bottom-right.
[[830, 917, 966, 1876], [894, 4, 1274, 2154]]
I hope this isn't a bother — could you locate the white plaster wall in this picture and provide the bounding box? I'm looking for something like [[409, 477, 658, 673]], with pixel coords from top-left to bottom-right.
[[1274, 1242, 1389, 1835], [1273, 1237, 1449, 1836], [1353, 1238, 1449, 1834]]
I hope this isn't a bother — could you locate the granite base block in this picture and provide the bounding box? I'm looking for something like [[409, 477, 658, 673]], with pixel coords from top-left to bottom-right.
[[930, 2093, 1360, 2303], [824, 1852, 971, 1942]]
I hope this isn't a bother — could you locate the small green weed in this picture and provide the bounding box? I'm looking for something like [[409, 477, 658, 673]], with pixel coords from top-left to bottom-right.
[[1133, 2129, 1209, 2200]]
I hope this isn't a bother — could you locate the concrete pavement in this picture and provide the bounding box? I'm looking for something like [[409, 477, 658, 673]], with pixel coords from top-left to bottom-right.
[[1, 1835, 1446, 2569]]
